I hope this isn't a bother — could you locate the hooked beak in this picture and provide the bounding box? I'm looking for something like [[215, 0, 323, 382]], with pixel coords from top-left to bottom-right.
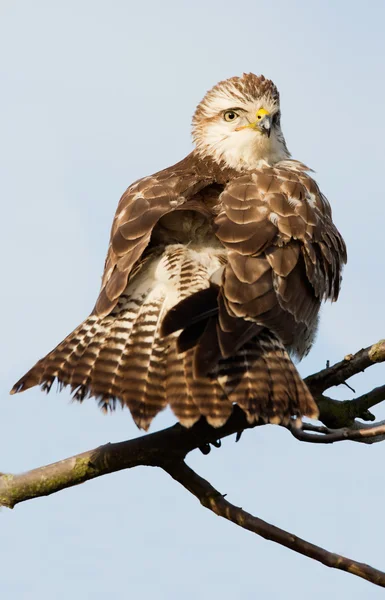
[[235, 108, 272, 137], [256, 114, 272, 137]]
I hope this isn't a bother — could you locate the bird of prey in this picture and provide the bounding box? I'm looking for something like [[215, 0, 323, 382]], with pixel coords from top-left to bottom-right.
[[11, 73, 346, 431]]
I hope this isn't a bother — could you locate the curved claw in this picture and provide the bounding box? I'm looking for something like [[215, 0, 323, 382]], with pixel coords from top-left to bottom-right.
[[199, 443, 211, 455], [235, 430, 244, 443]]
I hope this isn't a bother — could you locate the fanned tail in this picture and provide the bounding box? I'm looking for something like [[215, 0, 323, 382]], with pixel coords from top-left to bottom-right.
[[11, 288, 171, 430], [11, 245, 229, 429], [11, 244, 318, 429]]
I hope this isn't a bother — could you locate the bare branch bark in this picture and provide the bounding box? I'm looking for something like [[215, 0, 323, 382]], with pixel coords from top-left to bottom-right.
[[302, 421, 385, 444], [0, 406, 256, 509], [347, 385, 385, 415], [303, 340, 385, 429], [162, 460, 385, 589], [290, 422, 385, 444], [311, 385, 385, 430], [304, 339, 385, 395]]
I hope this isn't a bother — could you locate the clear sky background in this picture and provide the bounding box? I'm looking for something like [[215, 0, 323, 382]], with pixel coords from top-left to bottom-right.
[[1, 1, 385, 598]]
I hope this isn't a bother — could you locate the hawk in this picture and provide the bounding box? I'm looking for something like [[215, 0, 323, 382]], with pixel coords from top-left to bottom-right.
[[11, 73, 346, 431]]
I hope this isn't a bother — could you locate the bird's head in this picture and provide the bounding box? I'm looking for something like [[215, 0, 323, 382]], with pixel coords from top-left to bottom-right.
[[192, 73, 290, 171]]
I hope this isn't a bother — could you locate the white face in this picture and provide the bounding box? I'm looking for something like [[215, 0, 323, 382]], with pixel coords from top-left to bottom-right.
[[192, 87, 290, 171]]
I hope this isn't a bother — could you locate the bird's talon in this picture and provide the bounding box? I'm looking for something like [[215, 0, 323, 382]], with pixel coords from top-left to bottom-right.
[[235, 430, 244, 442], [199, 443, 211, 455]]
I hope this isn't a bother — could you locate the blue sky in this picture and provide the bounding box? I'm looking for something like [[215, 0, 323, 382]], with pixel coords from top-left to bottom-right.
[[1, 1, 385, 598]]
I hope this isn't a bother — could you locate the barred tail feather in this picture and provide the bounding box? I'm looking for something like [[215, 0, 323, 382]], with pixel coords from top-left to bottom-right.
[[115, 293, 169, 430], [11, 245, 227, 430], [166, 344, 200, 428], [11, 244, 318, 430], [184, 348, 233, 428], [216, 331, 318, 425]]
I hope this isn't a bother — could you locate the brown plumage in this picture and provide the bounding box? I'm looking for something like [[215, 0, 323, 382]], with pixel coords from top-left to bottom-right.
[[11, 73, 347, 430]]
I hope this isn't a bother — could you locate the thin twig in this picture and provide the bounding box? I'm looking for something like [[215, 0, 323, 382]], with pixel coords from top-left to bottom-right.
[[162, 460, 385, 588], [290, 422, 385, 444], [301, 420, 385, 445]]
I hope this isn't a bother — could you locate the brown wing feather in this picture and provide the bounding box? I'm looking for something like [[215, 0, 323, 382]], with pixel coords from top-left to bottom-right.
[[215, 162, 347, 360], [93, 158, 218, 318]]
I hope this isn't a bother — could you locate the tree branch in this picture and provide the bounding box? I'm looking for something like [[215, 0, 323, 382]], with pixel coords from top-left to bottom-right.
[[304, 339, 385, 395], [2, 341, 385, 508], [0, 406, 256, 509], [301, 421, 385, 444], [304, 340, 385, 429], [290, 421, 385, 444], [162, 460, 385, 589], [2, 339, 385, 587], [347, 384, 385, 416]]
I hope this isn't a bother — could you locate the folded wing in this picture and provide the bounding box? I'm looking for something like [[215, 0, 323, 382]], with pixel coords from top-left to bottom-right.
[[163, 161, 346, 425], [213, 161, 347, 362], [94, 167, 214, 317]]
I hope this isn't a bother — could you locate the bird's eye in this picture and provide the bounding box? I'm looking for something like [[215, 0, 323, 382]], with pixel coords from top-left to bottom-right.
[[223, 110, 238, 122]]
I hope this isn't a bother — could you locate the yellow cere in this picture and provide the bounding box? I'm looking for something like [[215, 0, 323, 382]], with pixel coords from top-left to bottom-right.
[[256, 108, 270, 119], [235, 107, 270, 131]]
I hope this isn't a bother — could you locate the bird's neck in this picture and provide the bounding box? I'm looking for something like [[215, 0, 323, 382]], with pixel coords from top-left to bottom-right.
[[195, 135, 290, 172]]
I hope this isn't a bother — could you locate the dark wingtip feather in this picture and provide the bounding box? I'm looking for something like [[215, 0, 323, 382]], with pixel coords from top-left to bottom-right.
[[160, 287, 218, 337], [193, 319, 222, 378], [10, 383, 21, 395], [177, 319, 207, 353], [10, 370, 40, 395]]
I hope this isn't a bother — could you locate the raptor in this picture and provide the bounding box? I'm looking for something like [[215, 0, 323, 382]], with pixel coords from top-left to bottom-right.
[[12, 73, 347, 431]]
